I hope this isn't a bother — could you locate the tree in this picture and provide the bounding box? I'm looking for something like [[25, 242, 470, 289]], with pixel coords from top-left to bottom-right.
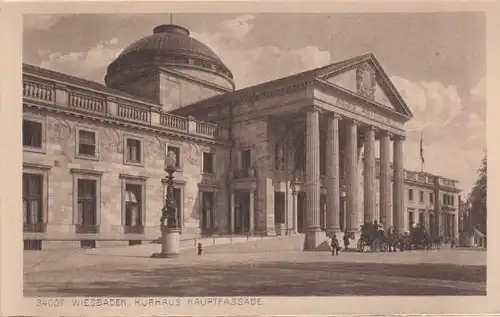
[[468, 155, 487, 234]]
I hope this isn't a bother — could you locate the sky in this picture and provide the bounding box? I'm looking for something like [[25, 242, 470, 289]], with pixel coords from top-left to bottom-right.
[[23, 13, 486, 195]]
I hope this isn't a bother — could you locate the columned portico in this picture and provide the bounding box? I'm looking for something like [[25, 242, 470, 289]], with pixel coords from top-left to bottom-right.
[[326, 114, 341, 236]]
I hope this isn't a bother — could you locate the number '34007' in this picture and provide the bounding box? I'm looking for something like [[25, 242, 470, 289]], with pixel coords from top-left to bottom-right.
[[36, 298, 64, 307]]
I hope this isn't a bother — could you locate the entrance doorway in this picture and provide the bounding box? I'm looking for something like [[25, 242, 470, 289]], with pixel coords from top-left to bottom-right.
[[234, 191, 250, 233], [297, 192, 306, 233]]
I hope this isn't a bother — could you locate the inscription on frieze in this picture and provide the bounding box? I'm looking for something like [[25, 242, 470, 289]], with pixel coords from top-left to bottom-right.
[[334, 96, 395, 127]]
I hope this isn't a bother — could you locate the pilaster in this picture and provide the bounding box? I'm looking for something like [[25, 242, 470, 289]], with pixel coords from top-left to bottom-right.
[[249, 189, 255, 234], [230, 191, 235, 234]]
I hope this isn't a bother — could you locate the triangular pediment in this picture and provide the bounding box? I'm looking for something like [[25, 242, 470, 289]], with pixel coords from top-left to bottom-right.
[[313, 53, 413, 119]]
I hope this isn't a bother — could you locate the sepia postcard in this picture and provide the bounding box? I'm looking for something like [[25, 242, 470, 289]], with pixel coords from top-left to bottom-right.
[[0, 1, 499, 316]]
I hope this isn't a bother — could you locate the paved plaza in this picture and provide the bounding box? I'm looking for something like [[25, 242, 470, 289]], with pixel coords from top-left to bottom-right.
[[24, 242, 486, 297]]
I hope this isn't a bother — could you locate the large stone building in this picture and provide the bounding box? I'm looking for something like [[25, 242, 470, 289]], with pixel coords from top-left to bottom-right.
[[22, 24, 461, 250]]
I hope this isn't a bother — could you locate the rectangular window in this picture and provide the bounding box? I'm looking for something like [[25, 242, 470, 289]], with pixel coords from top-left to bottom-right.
[[76, 179, 97, 232], [408, 210, 414, 230], [418, 212, 424, 226], [242, 149, 252, 170], [23, 173, 44, 232], [124, 183, 143, 233], [126, 138, 142, 163], [430, 193, 434, 204], [203, 152, 215, 174], [23, 120, 42, 148], [419, 191, 424, 203], [167, 146, 181, 169], [78, 130, 97, 157], [408, 189, 414, 201]]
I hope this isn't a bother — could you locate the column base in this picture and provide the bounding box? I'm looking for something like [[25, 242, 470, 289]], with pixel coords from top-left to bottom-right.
[[151, 227, 181, 259], [326, 227, 341, 238], [303, 229, 330, 251]]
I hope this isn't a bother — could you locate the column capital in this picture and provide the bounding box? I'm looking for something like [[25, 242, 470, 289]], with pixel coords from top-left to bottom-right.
[[393, 134, 406, 141], [344, 117, 359, 126], [326, 112, 342, 120], [309, 105, 323, 114], [377, 129, 393, 139]]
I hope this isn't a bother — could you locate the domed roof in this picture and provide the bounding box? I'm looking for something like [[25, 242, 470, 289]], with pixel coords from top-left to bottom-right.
[[106, 24, 233, 82], [120, 24, 221, 62]]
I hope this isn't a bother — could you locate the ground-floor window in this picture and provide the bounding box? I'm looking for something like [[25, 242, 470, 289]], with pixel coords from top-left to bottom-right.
[[76, 178, 99, 233], [124, 182, 144, 234], [23, 173, 44, 232]]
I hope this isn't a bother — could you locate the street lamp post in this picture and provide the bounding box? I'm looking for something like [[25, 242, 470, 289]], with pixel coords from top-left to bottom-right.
[[152, 149, 181, 258]]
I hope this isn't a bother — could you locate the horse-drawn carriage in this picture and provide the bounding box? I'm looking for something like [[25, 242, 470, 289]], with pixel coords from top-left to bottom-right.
[[356, 222, 396, 252], [349, 221, 444, 253]]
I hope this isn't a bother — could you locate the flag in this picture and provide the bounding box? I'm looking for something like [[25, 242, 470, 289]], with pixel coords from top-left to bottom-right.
[[420, 132, 425, 165]]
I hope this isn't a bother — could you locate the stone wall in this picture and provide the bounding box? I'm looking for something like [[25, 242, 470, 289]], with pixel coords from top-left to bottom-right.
[[231, 115, 275, 234], [22, 108, 230, 241], [159, 72, 223, 112]]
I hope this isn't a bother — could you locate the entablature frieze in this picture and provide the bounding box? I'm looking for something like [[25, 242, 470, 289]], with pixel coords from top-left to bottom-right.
[[313, 97, 406, 137]]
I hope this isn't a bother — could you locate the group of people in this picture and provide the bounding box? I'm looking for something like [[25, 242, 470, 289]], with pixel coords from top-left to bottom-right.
[[329, 230, 355, 256]]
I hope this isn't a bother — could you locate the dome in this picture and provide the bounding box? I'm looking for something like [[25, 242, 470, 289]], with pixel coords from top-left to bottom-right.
[[105, 24, 234, 89]]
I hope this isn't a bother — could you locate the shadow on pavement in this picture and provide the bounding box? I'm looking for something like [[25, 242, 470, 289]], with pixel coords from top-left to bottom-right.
[[25, 261, 486, 297]]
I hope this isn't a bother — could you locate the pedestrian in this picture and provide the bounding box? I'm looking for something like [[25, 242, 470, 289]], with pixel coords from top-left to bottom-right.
[[197, 242, 203, 256], [331, 234, 340, 256], [343, 231, 350, 251]]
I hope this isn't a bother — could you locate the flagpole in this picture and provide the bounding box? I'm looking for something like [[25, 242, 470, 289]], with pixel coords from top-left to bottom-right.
[[420, 131, 425, 173]]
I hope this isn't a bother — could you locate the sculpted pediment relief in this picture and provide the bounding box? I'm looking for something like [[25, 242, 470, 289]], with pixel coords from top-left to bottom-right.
[[323, 63, 396, 111], [315, 54, 412, 119]]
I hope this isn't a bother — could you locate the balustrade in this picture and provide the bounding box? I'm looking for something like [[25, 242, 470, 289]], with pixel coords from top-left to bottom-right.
[[160, 114, 188, 131], [23, 75, 226, 140], [117, 104, 149, 123], [196, 121, 219, 137], [23, 81, 54, 102], [69, 92, 106, 114]]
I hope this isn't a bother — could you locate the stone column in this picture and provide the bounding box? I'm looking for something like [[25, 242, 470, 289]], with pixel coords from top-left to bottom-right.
[[435, 190, 441, 236], [292, 190, 298, 233], [346, 119, 359, 233], [393, 135, 405, 233], [326, 114, 341, 236], [363, 126, 377, 223], [453, 212, 459, 239], [379, 131, 392, 229], [230, 191, 235, 233], [304, 107, 326, 250], [249, 189, 255, 234]]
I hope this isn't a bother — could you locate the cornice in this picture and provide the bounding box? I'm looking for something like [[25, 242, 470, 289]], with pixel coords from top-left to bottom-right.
[[23, 101, 230, 147], [158, 66, 234, 93]]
